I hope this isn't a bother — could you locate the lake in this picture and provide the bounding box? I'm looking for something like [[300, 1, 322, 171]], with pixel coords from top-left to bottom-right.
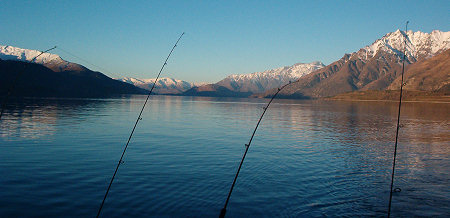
[[0, 95, 449, 217]]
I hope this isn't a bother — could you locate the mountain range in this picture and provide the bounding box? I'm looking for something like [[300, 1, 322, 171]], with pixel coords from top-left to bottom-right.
[[0, 45, 146, 97], [255, 30, 450, 99], [180, 61, 325, 97], [119, 61, 324, 96], [216, 61, 325, 93], [117, 77, 202, 94], [1, 29, 448, 100]]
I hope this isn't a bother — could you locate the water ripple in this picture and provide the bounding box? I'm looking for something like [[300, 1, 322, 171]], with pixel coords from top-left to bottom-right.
[[0, 96, 448, 217]]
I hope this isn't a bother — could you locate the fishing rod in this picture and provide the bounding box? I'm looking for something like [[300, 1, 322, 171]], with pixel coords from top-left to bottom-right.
[[96, 32, 185, 218], [219, 80, 299, 218], [0, 46, 57, 121], [387, 21, 409, 218]]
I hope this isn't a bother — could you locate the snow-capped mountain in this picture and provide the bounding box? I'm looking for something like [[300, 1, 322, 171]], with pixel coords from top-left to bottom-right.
[[118, 77, 199, 94], [0, 45, 86, 72], [355, 30, 450, 63], [216, 61, 325, 93], [259, 29, 450, 99], [0, 45, 146, 97], [0, 44, 199, 95], [0, 45, 60, 64]]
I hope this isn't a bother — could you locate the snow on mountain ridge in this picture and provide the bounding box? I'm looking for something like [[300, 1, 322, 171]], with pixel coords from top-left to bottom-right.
[[0, 45, 64, 65], [359, 30, 450, 62], [0, 44, 199, 94], [0, 44, 88, 72], [225, 61, 325, 82], [120, 77, 194, 86], [216, 61, 325, 93], [117, 77, 198, 94]]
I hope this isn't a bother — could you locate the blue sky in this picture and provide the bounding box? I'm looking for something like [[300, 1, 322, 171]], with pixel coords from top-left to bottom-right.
[[1, 0, 449, 83]]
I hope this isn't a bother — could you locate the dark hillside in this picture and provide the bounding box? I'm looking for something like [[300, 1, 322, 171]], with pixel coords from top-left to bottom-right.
[[0, 60, 146, 98]]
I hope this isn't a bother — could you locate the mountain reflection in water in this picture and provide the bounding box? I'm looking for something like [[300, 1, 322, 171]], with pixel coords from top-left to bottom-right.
[[0, 96, 448, 217]]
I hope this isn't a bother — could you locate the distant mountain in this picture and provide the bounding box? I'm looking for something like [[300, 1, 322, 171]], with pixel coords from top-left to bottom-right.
[[258, 30, 450, 99], [0, 45, 146, 97], [216, 61, 325, 93], [182, 84, 252, 98], [117, 77, 200, 94], [182, 61, 324, 97]]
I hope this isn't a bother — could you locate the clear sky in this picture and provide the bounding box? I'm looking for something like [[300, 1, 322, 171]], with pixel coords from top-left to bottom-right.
[[1, 0, 449, 83]]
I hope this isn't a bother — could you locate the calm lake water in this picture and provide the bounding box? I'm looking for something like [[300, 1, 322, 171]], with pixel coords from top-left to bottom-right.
[[0, 95, 449, 217]]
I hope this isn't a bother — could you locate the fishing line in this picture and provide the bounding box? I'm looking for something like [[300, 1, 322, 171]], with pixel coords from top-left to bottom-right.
[[219, 80, 299, 218], [0, 46, 57, 121], [96, 32, 185, 218], [56, 46, 119, 78], [387, 21, 409, 218]]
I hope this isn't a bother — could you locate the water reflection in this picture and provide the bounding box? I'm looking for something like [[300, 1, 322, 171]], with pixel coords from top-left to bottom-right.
[[0, 96, 448, 217], [0, 97, 124, 139], [269, 100, 449, 217]]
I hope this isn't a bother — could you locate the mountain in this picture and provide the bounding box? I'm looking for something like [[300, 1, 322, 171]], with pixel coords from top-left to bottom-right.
[[181, 61, 324, 97], [0, 45, 146, 97], [0, 45, 87, 72], [216, 61, 325, 93], [118, 77, 199, 94], [360, 30, 449, 62], [258, 30, 450, 99], [330, 49, 450, 101], [182, 84, 252, 98], [387, 48, 450, 92]]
